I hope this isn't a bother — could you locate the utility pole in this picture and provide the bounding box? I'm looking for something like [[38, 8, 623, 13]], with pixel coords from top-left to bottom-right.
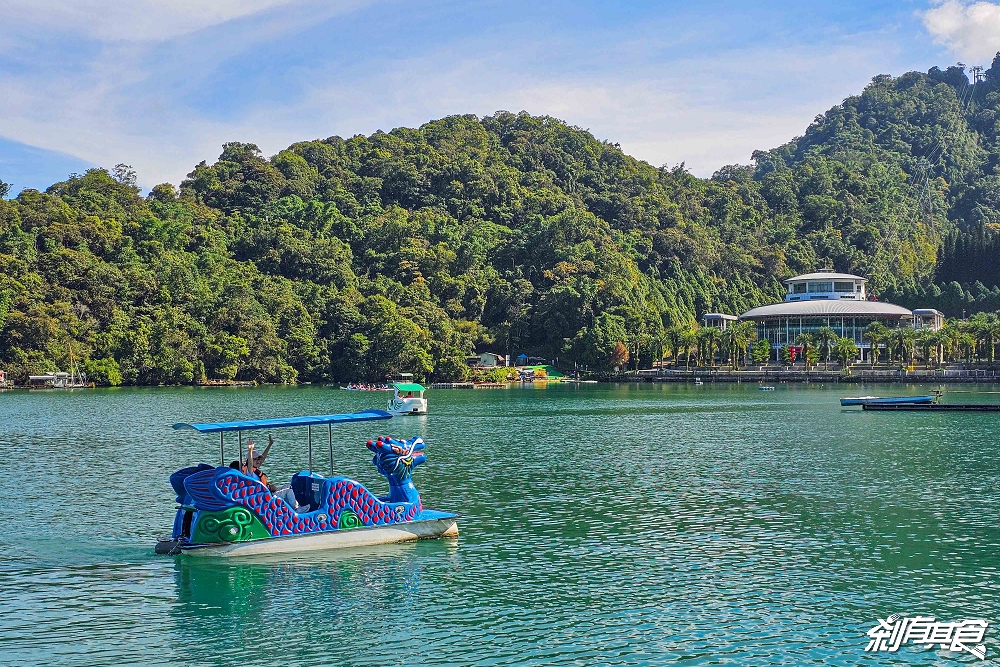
[[972, 65, 985, 85]]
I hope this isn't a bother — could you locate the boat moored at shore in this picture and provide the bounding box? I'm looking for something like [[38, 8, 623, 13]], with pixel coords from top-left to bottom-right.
[[840, 395, 936, 406]]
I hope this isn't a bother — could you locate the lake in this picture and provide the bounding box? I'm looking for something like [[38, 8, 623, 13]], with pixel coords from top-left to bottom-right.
[[2, 383, 999, 665]]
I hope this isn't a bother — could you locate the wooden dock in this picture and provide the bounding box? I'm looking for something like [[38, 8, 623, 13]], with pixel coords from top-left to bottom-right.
[[862, 403, 1000, 412]]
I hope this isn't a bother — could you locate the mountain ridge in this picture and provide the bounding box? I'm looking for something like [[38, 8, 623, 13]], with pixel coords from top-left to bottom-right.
[[2, 55, 1000, 383]]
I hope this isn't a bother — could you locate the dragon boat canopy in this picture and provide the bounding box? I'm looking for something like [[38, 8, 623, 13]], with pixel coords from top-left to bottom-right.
[[172, 409, 392, 433], [157, 408, 457, 557]]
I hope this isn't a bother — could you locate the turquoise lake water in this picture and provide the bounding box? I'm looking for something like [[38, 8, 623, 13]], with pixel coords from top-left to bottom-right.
[[2, 383, 999, 665]]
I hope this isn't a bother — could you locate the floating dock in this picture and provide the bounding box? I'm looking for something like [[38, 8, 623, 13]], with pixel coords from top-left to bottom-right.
[[862, 403, 1000, 412]]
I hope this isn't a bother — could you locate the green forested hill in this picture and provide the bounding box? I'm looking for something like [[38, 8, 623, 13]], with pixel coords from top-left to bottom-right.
[[3, 55, 1000, 384]]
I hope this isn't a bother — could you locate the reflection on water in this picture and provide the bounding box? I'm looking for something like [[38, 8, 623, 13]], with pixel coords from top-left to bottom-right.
[[2, 384, 1000, 665]]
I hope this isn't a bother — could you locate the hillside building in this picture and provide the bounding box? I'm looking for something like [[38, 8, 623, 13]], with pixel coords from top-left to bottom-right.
[[735, 270, 943, 361]]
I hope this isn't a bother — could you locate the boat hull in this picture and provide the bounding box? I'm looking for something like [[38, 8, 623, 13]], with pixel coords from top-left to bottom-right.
[[841, 395, 935, 406], [387, 396, 427, 415], [161, 516, 458, 557]]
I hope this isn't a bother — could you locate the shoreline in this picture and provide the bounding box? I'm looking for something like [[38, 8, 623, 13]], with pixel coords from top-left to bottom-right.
[[0, 369, 1000, 393], [601, 369, 1000, 384]]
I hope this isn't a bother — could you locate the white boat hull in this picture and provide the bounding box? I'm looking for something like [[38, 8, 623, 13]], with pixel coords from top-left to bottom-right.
[[387, 396, 427, 415], [176, 516, 458, 557]]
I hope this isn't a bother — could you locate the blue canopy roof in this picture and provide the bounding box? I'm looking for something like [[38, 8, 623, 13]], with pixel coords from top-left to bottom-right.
[[173, 410, 392, 434]]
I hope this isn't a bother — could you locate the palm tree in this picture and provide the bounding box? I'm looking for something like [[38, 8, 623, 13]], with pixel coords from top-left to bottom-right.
[[968, 312, 998, 363], [665, 326, 684, 368], [939, 326, 956, 365], [965, 313, 990, 361], [730, 320, 757, 369], [988, 315, 1000, 364], [722, 325, 737, 370], [815, 326, 838, 370], [899, 328, 916, 366], [863, 322, 889, 366], [680, 327, 697, 371], [794, 332, 815, 371], [936, 330, 952, 366], [697, 327, 721, 368], [957, 331, 976, 363], [916, 329, 937, 366], [834, 336, 859, 368]]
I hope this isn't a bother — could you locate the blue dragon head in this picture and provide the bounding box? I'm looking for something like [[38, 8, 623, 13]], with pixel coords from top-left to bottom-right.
[[367, 436, 426, 484]]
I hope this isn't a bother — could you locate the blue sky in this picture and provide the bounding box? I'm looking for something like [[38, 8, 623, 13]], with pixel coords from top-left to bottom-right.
[[1, 0, 999, 194]]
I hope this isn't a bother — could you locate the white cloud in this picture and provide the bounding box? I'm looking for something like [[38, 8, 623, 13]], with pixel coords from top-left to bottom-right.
[[921, 0, 1000, 63], [258, 37, 898, 177], [0, 2, 918, 188], [1, 0, 301, 41]]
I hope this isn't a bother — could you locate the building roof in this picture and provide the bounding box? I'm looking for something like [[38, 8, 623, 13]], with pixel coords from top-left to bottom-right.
[[912, 309, 944, 316], [783, 272, 866, 283], [702, 313, 738, 320], [740, 300, 912, 319]]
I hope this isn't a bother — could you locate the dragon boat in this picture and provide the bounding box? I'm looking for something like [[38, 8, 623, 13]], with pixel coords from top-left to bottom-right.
[[155, 410, 458, 557]]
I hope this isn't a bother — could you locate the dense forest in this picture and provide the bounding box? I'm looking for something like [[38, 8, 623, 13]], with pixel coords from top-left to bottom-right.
[[3, 54, 1000, 384]]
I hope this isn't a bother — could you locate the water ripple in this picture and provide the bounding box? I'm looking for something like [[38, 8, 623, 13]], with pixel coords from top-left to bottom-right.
[[1, 384, 999, 665]]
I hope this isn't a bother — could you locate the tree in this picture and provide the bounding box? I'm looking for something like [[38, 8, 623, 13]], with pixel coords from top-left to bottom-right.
[[916, 329, 938, 366], [666, 325, 685, 367], [957, 330, 976, 363], [83, 357, 122, 386], [611, 341, 630, 370], [779, 345, 793, 365], [721, 320, 756, 369], [111, 163, 138, 188], [834, 337, 859, 367], [890, 327, 915, 366], [680, 326, 698, 371], [571, 312, 630, 372], [794, 333, 815, 370], [751, 339, 771, 364], [697, 326, 721, 368], [814, 326, 838, 370], [863, 322, 889, 366], [7, 88, 1000, 387], [989, 316, 1000, 363]]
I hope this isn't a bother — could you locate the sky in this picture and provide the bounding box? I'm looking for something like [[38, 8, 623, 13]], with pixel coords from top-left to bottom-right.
[[1, 0, 1000, 195]]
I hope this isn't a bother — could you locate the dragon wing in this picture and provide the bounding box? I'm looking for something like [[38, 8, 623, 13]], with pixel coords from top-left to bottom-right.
[[182, 468, 231, 510]]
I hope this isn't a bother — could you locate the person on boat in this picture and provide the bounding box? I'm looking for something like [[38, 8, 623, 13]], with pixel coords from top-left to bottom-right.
[[406, 391, 413, 398], [243, 435, 274, 477], [255, 471, 302, 512]]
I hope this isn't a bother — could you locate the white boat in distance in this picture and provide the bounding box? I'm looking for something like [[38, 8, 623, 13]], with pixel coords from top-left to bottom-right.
[[387, 382, 427, 415]]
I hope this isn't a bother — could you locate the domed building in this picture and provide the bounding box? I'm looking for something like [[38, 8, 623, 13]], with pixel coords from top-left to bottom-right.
[[736, 270, 943, 361]]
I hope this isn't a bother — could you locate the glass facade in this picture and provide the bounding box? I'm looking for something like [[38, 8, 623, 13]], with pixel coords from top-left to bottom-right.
[[755, 315, 903, 350]]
